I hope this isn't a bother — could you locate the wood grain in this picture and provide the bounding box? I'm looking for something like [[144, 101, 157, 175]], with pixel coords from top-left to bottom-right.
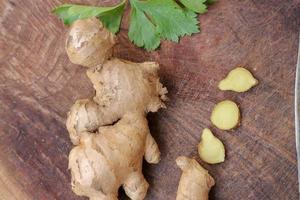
[[0, 0, 300, 199]]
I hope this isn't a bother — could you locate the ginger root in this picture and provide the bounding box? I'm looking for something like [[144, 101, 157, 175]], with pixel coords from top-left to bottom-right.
[[176, 156, 215, 200], [198, 128, 225, 164], [211, 100, 240, 130], [218, 67, 258, 92], [66, 18, 116, 68], [65, 18, 167, 200]]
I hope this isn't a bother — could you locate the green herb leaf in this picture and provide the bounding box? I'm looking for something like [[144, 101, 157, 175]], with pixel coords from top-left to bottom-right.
[[99, 3, 126, 33], [128, 5, 160, 50], [205, 0, 217, 5], [52, 0, 215, 51], [52, 1, 125, 33], [179, 0, 207, 14], [128, 0, 199, 50]]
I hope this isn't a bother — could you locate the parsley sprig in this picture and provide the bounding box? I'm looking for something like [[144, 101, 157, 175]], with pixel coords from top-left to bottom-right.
[[52, 0, 214, 51]]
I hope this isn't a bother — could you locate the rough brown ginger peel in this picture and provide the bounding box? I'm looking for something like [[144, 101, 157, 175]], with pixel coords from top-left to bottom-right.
[[65, 18, 167, 200]]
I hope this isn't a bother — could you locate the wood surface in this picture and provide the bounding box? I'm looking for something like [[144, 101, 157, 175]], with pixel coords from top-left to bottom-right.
[[1, 0, 300, 199]]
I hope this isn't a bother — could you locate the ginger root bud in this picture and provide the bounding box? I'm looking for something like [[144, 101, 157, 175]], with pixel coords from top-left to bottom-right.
[[198, 128, 225, 164], [66, 18, 116, 68], [176, 156, 215, 200], [211, 100, 240, 130], [218, 67, 258, 92]]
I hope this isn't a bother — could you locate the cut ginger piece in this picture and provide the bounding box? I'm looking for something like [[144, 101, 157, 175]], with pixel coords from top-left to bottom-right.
[[218, 67, 258, 92], [211, 100, 240, 130], [198, 128, 225, 164], [176, 156, 215, 200]]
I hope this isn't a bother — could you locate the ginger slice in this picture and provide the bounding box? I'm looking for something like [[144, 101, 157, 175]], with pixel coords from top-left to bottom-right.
[[211, 100, 240, 130], [198, 128, 225, 164], [218, 67, 258, 92]]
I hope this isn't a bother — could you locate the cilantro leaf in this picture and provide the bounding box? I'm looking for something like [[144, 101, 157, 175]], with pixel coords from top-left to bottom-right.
[[99, 3, 125, 33], [129, 0, 199, 50], [53, 0, 215, 51], [205, 0, 217, 5], [128, 5, 160, 50], [179, 0, 207, 14], [52, 1, 125, 33]]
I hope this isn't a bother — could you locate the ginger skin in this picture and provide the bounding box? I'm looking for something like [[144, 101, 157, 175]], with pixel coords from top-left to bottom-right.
[[176, 156, 215, 200], [66, 18, 116, 68], [65, 18, 167, 200]]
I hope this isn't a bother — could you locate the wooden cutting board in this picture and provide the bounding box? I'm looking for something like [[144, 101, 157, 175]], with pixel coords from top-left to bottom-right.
[[0, 0, 299, 199]]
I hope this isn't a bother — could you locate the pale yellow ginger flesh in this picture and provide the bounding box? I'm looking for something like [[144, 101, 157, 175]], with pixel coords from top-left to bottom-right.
[[211, 100, 240, 130], [198, 128, 225, 164], [218, 67, 258, 92], [65, 18, 168, 200], [176, 156, 215, 200]]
